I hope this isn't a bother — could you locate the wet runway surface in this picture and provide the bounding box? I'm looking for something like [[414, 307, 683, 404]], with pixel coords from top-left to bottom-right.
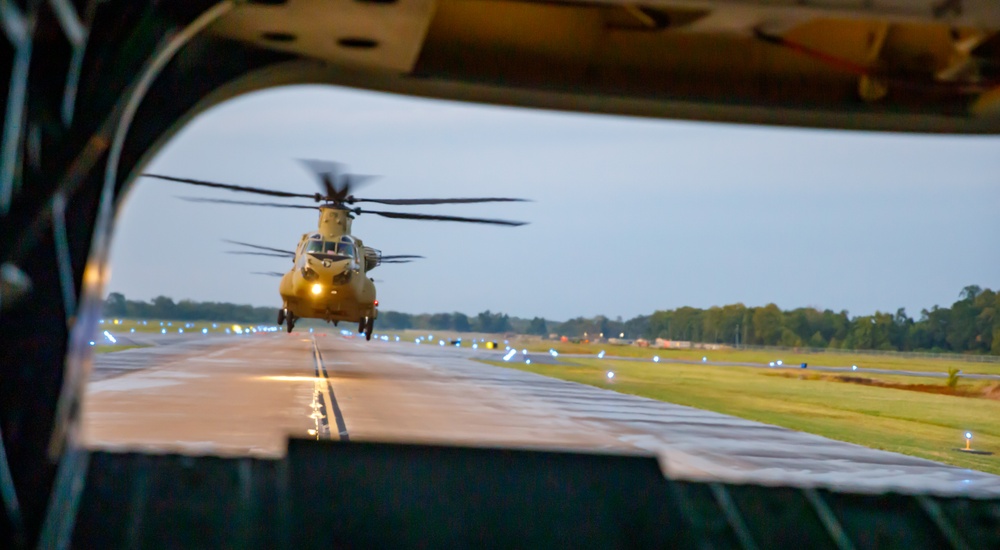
[[84, 332, 1000, 497]]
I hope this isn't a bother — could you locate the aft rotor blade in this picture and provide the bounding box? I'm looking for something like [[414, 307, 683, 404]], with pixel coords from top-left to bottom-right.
[[355, 197, 529, 206], [381, 254, 425, 260], [251, 271, 286, 277], [177, 196, 318, 210], [226, 251, 291, 258], [145, 174, 313, 199], [224, 239, 295, 257], [360, 208, 527, 226]]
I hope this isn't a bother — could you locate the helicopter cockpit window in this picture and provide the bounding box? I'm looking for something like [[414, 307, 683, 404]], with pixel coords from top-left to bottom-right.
[[305, 240, 356, 261], [336, 242, 356, 259]]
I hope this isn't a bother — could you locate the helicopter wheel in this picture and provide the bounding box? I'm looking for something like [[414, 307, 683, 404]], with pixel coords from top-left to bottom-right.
[[277, 308, 285, 326], [333, 320, 338, 327], [365, 316, 374, 341], [358, 317, 366, 335], [286, 314, 295, 333]]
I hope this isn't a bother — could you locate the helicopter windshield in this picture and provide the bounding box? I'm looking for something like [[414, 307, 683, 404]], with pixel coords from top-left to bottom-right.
[[305, 239, 356, 260]]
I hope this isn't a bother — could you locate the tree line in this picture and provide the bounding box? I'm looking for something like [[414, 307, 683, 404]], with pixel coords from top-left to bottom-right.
[[103, 285, 1000, 354], [555, 285, 1000, 355]]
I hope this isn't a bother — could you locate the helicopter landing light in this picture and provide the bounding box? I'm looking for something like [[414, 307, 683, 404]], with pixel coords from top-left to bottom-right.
[[311, 283, 323, 295]]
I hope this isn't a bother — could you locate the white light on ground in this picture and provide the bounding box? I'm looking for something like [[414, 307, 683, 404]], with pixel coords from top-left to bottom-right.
[[653, 356, 659, 362], [606, 371, 614, 380], [966, 432, 973, 439], [702, 356, 707, 362], [777, 360, 783, 366], [89, 341, 95, 346], [161, 328, 166, 334], [549, 349, 559, 357], [769, 361, 775, 367], [598, 350, 606, 359], [525, 359, 532, 364], [503, 349, 517, 362], [852, 365, 857, 371], [202, 328, 208, 334], [103, 331, 116, 344]]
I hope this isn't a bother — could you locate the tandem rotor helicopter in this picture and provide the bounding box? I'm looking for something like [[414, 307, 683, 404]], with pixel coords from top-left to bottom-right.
[[142, 160, 528, 340]]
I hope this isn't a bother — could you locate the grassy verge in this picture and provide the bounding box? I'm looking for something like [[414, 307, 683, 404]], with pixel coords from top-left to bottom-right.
[[98, 318, 277, 335], [505, 337, 1000, 376], [490, 357, 1000, 475]]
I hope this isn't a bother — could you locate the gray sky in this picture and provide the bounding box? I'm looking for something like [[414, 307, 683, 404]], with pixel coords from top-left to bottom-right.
[[109, 85, 1000, 321]]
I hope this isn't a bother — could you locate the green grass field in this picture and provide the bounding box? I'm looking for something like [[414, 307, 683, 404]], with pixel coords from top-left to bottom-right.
[[491, 357, 1000, 475], [98, 318, 277, 335], [506, 337, 1000, 376]]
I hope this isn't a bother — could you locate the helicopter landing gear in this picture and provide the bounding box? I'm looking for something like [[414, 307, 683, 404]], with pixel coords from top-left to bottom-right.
[[365, 316, 374, 341], [286, 313, 296, 333], [277, 308, 285, 326], [333, 320, 339, 327], [358, 318, 365, 335]]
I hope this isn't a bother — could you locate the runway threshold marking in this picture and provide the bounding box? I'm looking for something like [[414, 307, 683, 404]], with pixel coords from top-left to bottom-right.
[[312, 336, 349, 441]]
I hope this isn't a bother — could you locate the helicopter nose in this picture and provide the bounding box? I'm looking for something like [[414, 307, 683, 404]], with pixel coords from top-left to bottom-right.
[[314, 258, 353, 285]]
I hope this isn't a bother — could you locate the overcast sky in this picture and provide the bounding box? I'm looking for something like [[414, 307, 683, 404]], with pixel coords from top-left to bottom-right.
[[108, 85, 1000, 321]]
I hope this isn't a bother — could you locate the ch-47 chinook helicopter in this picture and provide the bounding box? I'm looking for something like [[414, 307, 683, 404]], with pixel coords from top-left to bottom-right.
[[142, 160, 527, 340]]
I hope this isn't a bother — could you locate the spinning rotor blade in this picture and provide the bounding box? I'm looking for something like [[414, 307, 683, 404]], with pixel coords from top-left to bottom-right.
[[226, 251, 290, 258], [144, 174, 313, 199], [381, 254, 425, 260], [223, 240, 295, 257], [252, 271, 286, 277], [178, 196, 318, 210], [380, 259, 417, 264], [359, 208, 527, 226], [298, 159, 344, 199], [355, 197, 529, 206], [299, 159, 379, 202]]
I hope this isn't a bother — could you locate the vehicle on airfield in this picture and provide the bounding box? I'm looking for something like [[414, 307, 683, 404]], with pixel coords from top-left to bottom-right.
[[143, 160, 528, 339]]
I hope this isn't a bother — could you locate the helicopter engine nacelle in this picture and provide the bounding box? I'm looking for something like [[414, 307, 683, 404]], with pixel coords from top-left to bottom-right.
[[363, 247, 381, 271]]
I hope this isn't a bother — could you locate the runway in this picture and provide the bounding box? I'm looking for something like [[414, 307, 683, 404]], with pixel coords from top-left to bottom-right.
[[83, 331, 1000, 497]]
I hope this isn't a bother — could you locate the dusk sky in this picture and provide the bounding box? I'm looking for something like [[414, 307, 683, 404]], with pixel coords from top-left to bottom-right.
[[108, 85, 1000, 321]]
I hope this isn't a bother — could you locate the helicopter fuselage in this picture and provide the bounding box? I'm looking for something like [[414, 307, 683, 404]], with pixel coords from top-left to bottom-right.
[[279, 206, 378, 330]]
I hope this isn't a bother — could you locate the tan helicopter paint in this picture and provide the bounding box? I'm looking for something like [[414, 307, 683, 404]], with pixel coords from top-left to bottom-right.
[[279, 205, 378, 334]]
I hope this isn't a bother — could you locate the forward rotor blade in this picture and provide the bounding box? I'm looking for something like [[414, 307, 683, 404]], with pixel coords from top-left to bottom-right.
[[251, 271, 286, 277], [177, 196, 318, 210], [226, 251, 291, 258], [145, 174, 313, 199], [355, 197, 529, 206], [360, 209, 527, 226], [223, 239, 295, 257], [380, 260, 416, 264]]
